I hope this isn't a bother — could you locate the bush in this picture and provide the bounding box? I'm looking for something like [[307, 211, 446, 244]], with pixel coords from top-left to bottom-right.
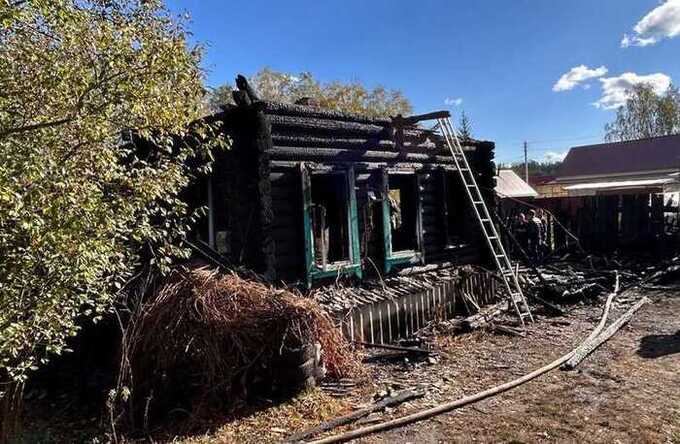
[[0, 0, 225, 394]]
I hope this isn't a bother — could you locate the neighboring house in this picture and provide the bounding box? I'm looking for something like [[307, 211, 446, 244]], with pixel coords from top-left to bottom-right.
[[537, 135, 680, 252], [495, 169, 538, 200], [495, 169, 538, 217], [181, 76, 502, 343], [529, 175, 567, 199], [553, 134, 680, 196]]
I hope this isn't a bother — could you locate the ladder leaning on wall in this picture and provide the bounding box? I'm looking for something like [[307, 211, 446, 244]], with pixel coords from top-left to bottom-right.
[[435, 115, 534, 328]]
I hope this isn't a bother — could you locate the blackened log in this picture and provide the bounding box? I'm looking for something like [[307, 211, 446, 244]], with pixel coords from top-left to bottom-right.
[[356, 341, 431, 355], [270, 159, 435, 170], [272, 134, 395, 149], [286, 389, 424, 443], [393, 110, 450, 126], [236, 74, 261, 103], [263, 101, 392, 125], [232, 89, 251, 107], [271, 134, 443, 152], [269, 147, 459, 164], [269, 114, 388, 137], [462, 301, 508, 331], [270, 116, 438, 145], [272, 132, 440, 151], [228, 103, 276, 281]]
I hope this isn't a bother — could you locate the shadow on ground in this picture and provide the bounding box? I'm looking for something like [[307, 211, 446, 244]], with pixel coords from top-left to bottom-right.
[[637, 331, 680, 359]]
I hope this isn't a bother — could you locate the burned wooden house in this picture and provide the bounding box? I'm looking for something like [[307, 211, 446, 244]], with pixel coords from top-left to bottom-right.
[[188, 76, 503, 342]]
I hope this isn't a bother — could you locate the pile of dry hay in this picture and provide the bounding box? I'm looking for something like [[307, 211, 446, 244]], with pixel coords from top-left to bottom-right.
[[118, 262, 359, 426]]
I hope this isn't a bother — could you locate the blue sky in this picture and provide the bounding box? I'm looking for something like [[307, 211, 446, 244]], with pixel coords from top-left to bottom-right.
[[167, 0, 680, 164]]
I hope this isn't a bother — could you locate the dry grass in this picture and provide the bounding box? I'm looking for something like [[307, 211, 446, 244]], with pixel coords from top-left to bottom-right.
[[176, 388, 353, 444], [115, 262, 360, 430]]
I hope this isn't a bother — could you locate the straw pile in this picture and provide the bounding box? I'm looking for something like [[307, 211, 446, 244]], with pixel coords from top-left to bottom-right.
[[120, 262, 359, 424]]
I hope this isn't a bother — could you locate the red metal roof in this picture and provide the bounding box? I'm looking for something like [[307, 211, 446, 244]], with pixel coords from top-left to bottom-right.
[[557, 134, 680, 178]]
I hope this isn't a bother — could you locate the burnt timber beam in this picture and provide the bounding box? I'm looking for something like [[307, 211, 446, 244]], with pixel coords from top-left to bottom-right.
[[268, 114, 388, 137], [392, 110, 451, 126], [229, 75, 276, 281], [271, 132, 440, 148], [269, 147, 460, 164], [263, 101, 392, 125], [269, 160, 442, 171], [271, 134, 449, 153]]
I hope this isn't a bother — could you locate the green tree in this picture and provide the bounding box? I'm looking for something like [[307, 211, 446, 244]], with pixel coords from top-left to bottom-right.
[[506, 160, 562, 178], [0, 0, 225, 393], [457, 110, 473, 140], [605, 83, 680, 142], [206, 84, 235, 113], [206, 67, 412, 117]]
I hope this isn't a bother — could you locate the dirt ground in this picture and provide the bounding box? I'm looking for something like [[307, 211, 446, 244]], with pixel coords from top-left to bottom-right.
[[22, 289, 680, 443], [178, 289, 680, 444], [359, 291, 680, 444]]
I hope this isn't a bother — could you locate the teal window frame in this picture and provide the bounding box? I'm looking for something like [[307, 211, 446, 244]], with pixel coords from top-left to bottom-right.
[[381, 169, 424, 273], [301, 164, 362, 287]]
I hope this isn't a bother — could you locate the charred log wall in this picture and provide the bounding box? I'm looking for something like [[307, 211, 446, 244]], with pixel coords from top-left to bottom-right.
[[261, 103, 496, 282], [225, 100, 276, 280], [269, 165, 304, 283]]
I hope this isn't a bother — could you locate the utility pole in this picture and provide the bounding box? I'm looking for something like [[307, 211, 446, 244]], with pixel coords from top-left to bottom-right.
[[523, 141, 529, 183]]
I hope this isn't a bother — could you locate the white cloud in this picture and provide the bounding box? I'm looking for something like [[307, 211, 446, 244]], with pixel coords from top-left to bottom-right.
[[444, 97, 463, 106], [543, 151, 568, 163], [553, 65, 608, 92], [621, 0, 680, 47], [594, 72, 672, 109]]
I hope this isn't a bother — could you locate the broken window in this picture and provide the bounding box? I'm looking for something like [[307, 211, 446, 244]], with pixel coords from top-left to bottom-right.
[[381, 171, 423, 273], [388, 175, 419, 252], [310, 173, 350, 266], [301, 165, 361, 286], [183, 174, 214, 247], [442, 170, 469, 247]]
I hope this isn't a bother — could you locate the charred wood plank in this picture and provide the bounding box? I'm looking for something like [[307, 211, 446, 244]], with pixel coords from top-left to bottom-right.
[[393, 110, 450, 125], [270, 159, 435, 171], [272, 134, 395, 149], [286, 389, 424, 443], [462, 301, 509, 331], [269, 114, 388, 137], [271, 134, 444, 152], [263, 101, 392, 125], [355, 341, 431, 355], [269, 147, 458, 164]]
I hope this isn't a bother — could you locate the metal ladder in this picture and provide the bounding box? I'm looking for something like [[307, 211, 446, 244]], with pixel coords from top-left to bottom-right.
[[436, 117, 534, 327]]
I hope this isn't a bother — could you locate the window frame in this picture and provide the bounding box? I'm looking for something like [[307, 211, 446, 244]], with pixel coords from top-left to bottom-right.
[[301, 163, 362, 287], [381, 169, 424, 273]]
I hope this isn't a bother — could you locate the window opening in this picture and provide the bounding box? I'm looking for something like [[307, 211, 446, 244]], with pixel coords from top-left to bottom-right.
[[443, 171, 468, 246], [301, 165, 361, 286], [310, 173, 350, 266], [388, 175, 418, 252]]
